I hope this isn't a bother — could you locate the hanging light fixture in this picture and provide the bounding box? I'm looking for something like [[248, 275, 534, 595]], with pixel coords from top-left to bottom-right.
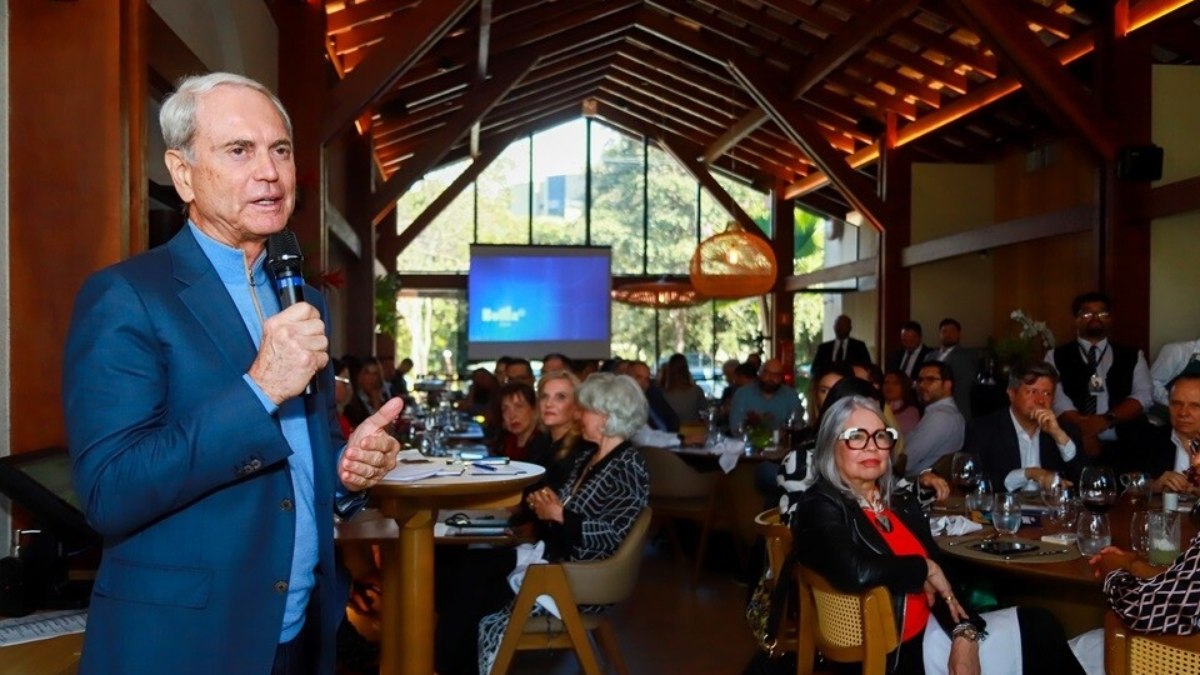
[[689, 220, 777, 299], [612, 277, 706, 308]]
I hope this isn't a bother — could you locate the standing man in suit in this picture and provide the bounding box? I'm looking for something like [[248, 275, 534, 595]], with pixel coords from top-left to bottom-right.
[[968, 362, 1083, 492], [1045, 291, 1154, 472], [63, 73, 403, 675], [811, 314, 871, 378], [888, 320, 935, 382], [926, 318, 979, 420]]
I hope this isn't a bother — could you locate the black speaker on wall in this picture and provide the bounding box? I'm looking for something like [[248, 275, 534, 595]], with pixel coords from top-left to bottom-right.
[[1116, 144, 1164, 181]]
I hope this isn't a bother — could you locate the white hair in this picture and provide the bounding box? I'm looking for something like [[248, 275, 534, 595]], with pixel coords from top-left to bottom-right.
[[577, 373, 648, 440], [159, 72, 292, 161]]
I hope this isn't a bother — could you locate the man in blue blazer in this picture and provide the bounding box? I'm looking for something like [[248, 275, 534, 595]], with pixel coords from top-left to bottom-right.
[[62, 73, 402, 675], [966, 362, 1083, 492]]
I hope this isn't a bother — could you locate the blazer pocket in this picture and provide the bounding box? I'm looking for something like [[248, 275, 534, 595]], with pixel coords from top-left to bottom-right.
[[94, 559, 213, 608]]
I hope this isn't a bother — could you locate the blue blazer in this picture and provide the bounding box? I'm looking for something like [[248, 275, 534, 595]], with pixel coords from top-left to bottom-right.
[[63, 228, 347, 674]]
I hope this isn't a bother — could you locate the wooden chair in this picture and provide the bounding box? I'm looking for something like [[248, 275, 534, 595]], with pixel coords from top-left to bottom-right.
[[753, 507, 798, 655], [1104, 609, 1200, 675], [489, 508, 653, 675], [795, 566, 898, 675], [639, 446, 720, 584]]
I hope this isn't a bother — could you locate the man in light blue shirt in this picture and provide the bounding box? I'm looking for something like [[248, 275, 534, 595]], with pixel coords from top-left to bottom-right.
[[905, 361, 966, 475], [730, 359, 801, 432]]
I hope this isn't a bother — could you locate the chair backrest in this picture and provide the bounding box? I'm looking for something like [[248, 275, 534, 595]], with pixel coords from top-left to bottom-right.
[[1105, 610, 1200, 675], [753, 507, 792, 585], [796, 565, 898, 675], [638, 446, 719, 498], [560, 508, 653, 606]]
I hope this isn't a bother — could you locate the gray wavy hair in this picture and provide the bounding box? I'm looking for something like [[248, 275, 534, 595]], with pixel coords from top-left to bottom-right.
[[160, 72, 292, 161], [813, 395, 894, 505], [577, 373, 648, 440]]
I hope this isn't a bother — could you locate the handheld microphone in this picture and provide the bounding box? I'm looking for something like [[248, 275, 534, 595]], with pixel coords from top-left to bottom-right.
[[266, 230, 317, 396]]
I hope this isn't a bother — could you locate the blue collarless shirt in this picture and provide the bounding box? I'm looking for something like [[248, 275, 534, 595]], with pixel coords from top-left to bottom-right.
[[190, 222, 318, 643]]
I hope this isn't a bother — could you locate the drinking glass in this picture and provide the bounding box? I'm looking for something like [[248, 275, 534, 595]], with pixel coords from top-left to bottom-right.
[[965, 479, 994, 516], [1076, 512, 1112, 556], [1041, 472, 1065, 508], [1130, 511, 1151, 558], [1049, 489, 1079, 533], [1079, 466, 1118, 515], [992, 493, 1022, 537], [1147, 511, 1182, 566], [950, 453, 980, 514]]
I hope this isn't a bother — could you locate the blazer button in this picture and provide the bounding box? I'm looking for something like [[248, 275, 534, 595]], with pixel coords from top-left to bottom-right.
[[249, 458, 262, 470], [274, 580, 289, 594], [280, 498, 294, 511]]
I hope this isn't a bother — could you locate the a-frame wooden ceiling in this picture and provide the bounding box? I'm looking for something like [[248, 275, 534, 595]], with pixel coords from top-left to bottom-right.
[[320, 0, 1200, 224]]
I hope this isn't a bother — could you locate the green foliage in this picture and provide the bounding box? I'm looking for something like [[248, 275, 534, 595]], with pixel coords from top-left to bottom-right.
[[374, 273, 403, 339]]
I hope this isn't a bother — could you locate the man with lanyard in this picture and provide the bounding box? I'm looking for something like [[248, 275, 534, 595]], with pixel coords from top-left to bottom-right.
[[1045, 291, 1154, 473]]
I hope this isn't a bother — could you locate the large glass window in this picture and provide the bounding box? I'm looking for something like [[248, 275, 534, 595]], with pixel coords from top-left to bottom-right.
[[531, 119, 586, 245], [476, 137, 531, 244], [590, 122, 645, 274], [646, 145, 698, 274], [395, 160, 473, 272]]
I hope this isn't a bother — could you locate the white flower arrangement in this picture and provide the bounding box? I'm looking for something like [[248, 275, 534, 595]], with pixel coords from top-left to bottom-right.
[[1009, 309, 1055, 350]]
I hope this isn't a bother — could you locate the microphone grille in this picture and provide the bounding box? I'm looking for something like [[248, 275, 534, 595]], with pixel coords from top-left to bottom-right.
[[267, 230, 303, 273]]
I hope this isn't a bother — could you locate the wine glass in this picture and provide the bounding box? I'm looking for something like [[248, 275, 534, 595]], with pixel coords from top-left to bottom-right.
[[965, 478, 994, 516], [992, 493, 1022, 538], [1079, 466, 1118, 515], [950, 452, 980, 514], [1041, 472, 1065, 508], [1130, 511, 1151, 558]]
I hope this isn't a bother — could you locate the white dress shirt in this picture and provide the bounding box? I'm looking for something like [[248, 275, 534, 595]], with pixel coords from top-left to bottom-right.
[[1004, 409, 1077, 492], [1150, 339, 1200, 406], [1045, 338, 1153, 442], [1171, 431, 1191, 474]]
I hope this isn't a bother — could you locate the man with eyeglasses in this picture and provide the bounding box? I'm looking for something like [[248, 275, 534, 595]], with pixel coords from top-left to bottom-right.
[[1045, 291, 1153, 472], [967, 362, 1083, 492], [904, 361, 966, 475]]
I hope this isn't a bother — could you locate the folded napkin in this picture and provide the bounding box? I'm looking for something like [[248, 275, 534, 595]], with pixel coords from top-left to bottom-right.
[[929, 515, 983, 536], [632, 427, 681, 448], [506, 541, 560, 618], [711, 439, 746, 474]]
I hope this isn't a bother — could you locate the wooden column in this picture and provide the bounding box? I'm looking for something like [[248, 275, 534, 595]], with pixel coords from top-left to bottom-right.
[[1095, 16, 1152, 350], [273, 2, 328, 272], [9, 0, 144, 454], [877, 120, 912, 362], [344, 134, 379, 359], [771, 183, 796, 377]]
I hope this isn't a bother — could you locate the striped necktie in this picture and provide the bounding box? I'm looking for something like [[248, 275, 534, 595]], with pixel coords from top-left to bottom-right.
[[1082, 345, 1098, 415]]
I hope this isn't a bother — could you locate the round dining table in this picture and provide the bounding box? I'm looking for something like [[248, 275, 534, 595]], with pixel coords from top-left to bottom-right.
[[369, 452, 544, 675]]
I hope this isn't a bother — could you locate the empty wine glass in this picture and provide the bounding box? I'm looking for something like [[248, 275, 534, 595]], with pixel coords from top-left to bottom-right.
[[950, 452, 980, 514], [1041, 472, 1065, 508], [993, 493, 1022, 538], [965, 478, 994, 516], [1130, 511, 1151, 558]]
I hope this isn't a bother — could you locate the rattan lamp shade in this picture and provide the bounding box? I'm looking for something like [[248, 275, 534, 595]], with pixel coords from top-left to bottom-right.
[[612, 279, 705, 308], [689, 222, 777, 299]]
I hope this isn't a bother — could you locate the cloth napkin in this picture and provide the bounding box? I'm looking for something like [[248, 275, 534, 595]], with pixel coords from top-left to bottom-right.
[[631, 427, 681, 448], [928, 515, 983, 536], [711, 439, 746, 474], [506, 541, 560, 618]]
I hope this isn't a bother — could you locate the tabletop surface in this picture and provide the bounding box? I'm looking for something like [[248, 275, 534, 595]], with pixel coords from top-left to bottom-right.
[[372, 450, 545, 497]]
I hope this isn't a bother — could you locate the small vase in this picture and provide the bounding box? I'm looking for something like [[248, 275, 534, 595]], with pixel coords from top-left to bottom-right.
[[748, 427, 772, 451]]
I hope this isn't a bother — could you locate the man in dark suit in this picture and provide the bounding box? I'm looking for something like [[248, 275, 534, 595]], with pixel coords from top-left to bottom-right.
[[887, 320, 935, 382], [968, 362, 1083, 492], [926, 318, 979, 420], [1144, 372, 1200, 494], [63, 73, 403, 675], [811, 314, 871, 378]]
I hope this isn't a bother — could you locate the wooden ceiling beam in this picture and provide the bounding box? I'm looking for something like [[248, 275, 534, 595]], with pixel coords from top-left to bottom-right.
[[893, 15, 998, 77], [642, 0, 809, 58], [824, 74, 918, 120], [1011, 0, 1080, 40], [616, 45, 745, 107], [688, 0, 824, 51], [869, 40, 969, 94], [369, 50, 537, 224], [323, 0, 477, 145], [845, 57, 941, 108], [729, 54, 893, 232], [755, 0, 847, 34], [326, 0, 420, 36], [952, 0, 1118, 160], [795, 190, 851, 222], [469, 0, 493, 157]]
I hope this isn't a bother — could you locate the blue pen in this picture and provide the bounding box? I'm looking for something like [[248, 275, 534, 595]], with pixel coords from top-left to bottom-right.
[[472, 462, 497, 472]]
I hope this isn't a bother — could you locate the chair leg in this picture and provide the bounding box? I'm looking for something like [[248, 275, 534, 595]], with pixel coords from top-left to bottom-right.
[[489, 575, 544, 675], [592, 618, 628, 675]]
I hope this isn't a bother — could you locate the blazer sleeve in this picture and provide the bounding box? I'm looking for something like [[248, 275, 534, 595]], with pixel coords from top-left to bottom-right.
[[63, 269, 292, 539]]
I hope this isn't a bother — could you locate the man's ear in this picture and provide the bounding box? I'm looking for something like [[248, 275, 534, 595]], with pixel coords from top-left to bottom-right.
[[164, 149, 195, 204]]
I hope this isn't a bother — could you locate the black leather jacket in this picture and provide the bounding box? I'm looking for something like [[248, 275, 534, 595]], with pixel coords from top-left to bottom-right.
[[791, 480, 985, 669]]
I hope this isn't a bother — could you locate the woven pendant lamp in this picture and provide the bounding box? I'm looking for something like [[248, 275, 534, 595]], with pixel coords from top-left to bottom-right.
[[612, 278, 706, 308], [689, 221, 777, 299]]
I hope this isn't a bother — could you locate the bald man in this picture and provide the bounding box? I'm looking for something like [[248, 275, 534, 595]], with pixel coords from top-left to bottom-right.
[[730, 359, 802, 432]]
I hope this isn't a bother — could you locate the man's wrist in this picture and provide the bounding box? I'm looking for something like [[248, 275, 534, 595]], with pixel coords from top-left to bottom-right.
[[951, 622, 986, 642]]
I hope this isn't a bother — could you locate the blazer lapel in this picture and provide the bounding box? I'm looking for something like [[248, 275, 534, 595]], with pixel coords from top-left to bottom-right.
[[169, 228, 259, 376]]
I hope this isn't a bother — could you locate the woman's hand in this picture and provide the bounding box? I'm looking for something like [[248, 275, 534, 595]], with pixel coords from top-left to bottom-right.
[[924, 559, 969, 623], [526, 487, 565, 523], [948, 637, 981, 675], [919, 471, 950, 501]]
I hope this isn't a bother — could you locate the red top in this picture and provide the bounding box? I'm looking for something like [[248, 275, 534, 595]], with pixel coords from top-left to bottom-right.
[[501, 432, 529, 462], [863, 508, 931, 641]]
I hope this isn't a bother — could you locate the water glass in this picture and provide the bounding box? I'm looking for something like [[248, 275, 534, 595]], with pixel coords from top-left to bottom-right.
[[1147, 511, 1182, 566], [965, 479, 994, 515], [1047, 489, 1079, 532], [992, 493, 1022, 537], [1130, 511, 1151, 557], [1076, 512, 1112, 556]]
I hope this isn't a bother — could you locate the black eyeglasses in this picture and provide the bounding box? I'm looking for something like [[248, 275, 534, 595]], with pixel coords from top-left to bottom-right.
[[838, 427, 899, 451]]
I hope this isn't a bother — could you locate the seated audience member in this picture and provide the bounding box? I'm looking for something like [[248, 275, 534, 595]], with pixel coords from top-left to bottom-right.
[[968, 362, 1084, 493], [883, 369, 921, 438], [332, 358, 355, 438], [1045, 291, 1153, 472], [390, 356, 414, 402], [719, 361, 758, 425], [659, 352, 707, 424], [926, 318, 978, 420], [1150, 335, 1200, 407], [776, 364, 853, 523], [503, 357, 535, 386], [573, 358, 599, 380], [345, 356, 392, 427], [730, 358, 801, 433], [494, 382, 547, 462], [903, 361, 966, 476], [628, 360, 680, 432], [460, 367, 501, 429], [793, 396, 1086, 675], [493, 355, 512, 383], [533, 369, 588, 489], [434, 374, 650, 674], [541, 352, 573, 376], [1143, 372, 1200, 494]]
